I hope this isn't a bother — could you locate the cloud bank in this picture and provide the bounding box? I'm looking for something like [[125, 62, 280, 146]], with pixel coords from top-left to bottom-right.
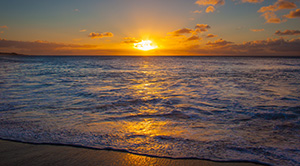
[[275, 30, 300, 35], [0, 39, 98, 55], [187, 37, 300, 55]]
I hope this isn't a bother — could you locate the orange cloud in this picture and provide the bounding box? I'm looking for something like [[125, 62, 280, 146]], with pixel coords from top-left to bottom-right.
[[206, 38, 233, 47], [168, 28, 195, 36], [276, 0, 297, 10], [88, 32, 114, 39], [261, 12, 282, 23], [195, 0, 225, 6], [275, 30, 300, 35], [195, 0, 224, 14], [206, 34, 217, 38], [258, 0, 296, 12], [2, 37, 300, 56], [34, 40, 50, 43], [241, 0, 264, 3], [284, 8, 300, 18], [187, 38, 300, 55], [193, 10, 203, 14], [80, 29, 87, 32], [122, 37, 140, 44], [0, 25, 8, 29], [235, 38, 300, 53], [168, 24, 211, 41], [187, 35, 201, 41], [206, 6, 215, 13], [195, 24, 211, 32], [250, 29, 265, 32], [258, 0, 297, 23]]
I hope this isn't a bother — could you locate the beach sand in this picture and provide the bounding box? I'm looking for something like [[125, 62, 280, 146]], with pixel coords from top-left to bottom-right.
[[0, 139, 264, 166]]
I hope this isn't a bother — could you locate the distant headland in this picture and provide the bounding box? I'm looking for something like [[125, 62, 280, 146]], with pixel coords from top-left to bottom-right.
[[0, 52, 26, 56]]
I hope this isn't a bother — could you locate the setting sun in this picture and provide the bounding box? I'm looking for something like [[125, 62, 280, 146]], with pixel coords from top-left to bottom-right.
[[134, 40, 157, 51]]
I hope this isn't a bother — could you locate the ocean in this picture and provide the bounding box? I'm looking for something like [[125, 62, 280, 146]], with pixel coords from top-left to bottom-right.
[[0, 55, 299, 165]]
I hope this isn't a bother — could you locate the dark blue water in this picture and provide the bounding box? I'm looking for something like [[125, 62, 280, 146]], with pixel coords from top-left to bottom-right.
[[0, 55, 300, 165]]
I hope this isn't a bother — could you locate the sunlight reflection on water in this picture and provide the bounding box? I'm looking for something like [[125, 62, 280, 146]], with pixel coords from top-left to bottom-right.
[[0, 56, 300, 165]]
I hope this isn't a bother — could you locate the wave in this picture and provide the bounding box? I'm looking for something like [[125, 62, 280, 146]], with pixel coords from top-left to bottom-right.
[[0, 138, 270, 165], [1, 56, 300, 166], [104, 110, 192, 121]]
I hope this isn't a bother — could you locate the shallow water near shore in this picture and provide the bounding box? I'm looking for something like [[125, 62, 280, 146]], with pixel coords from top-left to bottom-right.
[[0, 139, 263, 166], [0, 55, 299, 165]]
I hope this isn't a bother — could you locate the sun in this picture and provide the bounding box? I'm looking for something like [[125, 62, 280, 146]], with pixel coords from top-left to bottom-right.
[[134, 40, 157, 51]]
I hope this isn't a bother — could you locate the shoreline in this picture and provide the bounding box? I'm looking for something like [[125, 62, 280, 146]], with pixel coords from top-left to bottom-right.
[[0, 139, 266, 166]]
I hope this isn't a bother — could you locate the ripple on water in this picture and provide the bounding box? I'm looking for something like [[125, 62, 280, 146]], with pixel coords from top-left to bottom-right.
[[0, 56, 300, 166]]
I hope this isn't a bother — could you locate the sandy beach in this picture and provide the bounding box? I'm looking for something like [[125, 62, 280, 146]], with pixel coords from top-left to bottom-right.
[[0, 139, 265, 166]]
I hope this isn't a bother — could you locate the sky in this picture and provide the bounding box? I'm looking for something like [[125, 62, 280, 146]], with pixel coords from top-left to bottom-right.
[[0, 0, 299, 55]]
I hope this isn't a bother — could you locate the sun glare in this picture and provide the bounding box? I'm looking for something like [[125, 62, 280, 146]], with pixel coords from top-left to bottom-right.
[[134, 40, 157, 51]]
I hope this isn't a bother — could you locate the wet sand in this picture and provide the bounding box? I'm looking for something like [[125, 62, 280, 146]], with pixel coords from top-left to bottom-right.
[[0, 139, 265, 166]]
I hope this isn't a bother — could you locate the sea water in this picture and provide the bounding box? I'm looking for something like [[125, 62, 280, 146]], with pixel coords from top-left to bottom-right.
[[0, 55, 299, 165]]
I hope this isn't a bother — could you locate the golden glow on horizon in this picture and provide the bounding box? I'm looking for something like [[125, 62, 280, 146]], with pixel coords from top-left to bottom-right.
[[134, 40, 157, 51]]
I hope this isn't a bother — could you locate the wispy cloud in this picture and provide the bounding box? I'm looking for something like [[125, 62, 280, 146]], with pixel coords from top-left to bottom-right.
[[241, 0, 264, 3], [275, 30, 300, 35], [122, 37, 140, 44], [0, 25, 8, 29], [193, 10, 203, 14], [206, 34, 218, 38], [74, 9, 79, 12], [88, 32, 114, 39], [250, 29, 265, 32], [0, 39, 98, 55], [80, 29, 87, 32]]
